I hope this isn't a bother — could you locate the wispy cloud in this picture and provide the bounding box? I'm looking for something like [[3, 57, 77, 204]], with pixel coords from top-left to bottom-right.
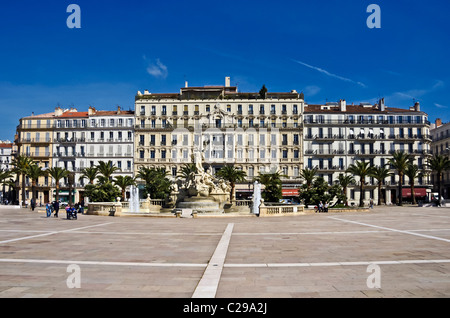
[[303, 85, 321, 97], [434, 103, 448, 109], [292, 59, 366, 88], [144, 57, 168, 79], [392, 80, 445, 101]]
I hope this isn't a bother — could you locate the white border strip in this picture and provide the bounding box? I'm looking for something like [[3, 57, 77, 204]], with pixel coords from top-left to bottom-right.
[[0, 222, 114, 244], [328, 217, 450, 243], [192, 223, 234, 298]]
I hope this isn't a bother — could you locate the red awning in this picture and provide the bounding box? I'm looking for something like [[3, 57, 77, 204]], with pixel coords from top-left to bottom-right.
[[282, 189, 299, 196], [402, 188, 427, 197]]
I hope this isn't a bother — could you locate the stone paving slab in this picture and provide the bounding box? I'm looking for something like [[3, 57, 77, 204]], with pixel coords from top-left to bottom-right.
[[0, 206, 449, 298]]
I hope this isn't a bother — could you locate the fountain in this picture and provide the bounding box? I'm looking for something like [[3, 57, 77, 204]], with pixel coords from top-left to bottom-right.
[[252, 181, 261, 215], [174, 150, 231, 214], [129, 185, 140, 213]]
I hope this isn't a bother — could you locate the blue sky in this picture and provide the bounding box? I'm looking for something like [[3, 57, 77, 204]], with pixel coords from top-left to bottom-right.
[[0, 0, 449, 140]]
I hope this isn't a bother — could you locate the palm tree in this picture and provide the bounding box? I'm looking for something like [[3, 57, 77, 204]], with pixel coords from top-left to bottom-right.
[[215, 165, 246, 203], [427, 154, 450, 203], [346, 160, 375, 207], [96, 160, 119, 183], [369, 166, 392, 206], [405, 163, 421, 205], [177, 163, 197, 184], [113, 175, 136, 201], [47, 167, 69, 203], [0, 169, 14, 203], [26, 163, 47, 206], [136, 167, 172, 199], [79, 166, 99, 185], [299, 167, 317, 189], [337, 173, 355, 206], [388, 151, 413, 206], [255, 170, 286, 203], [11, 155, 34, 206]]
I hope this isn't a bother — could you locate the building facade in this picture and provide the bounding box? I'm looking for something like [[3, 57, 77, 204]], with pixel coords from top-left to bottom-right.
[[134, 77, 304, 198], [14, 111, 55, 205], [14, 106, 135, 205], [304, 99, 432, 205]]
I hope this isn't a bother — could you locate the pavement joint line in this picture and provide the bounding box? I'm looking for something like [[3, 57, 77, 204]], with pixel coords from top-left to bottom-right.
[[224, 259, 450, 268], [192, 223, 234, 298], [0, 222, 114, 245], [328, 216, 450, 243], [0, 258, 207, 267], [1, 258, 449, 269]]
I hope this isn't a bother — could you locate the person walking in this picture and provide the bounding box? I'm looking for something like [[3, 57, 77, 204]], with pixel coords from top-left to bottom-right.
[[324, 202, 329, 213], [46, 202, 52, 217], [53, 200, 59, 217], [318, 201, 323, 213], [369, 198, 374, 209], [30, 198, 36, 211]]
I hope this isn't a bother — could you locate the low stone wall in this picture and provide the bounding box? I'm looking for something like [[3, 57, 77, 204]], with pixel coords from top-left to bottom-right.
[[259, 205, 305, 217], [87, 202, 122, 216]]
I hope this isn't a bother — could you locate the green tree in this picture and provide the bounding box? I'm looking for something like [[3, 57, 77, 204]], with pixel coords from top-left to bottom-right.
[[47, 167, 69, 203], [259, 84, 268, 99], [84, 182, 121, 202], [388, 151, 413, 206], [255, 171, 285, 203], [337, 173, 355, 206], [96, 160, 119, 183], [215, 165, 246, 202], [79, 166, 99, 185], [405, 164, 422, 205], [114, 175, 136, 201], [11, 155, 34, 206], [369, 166, 392, 206], [26, 163, 47, 206], [177, 163, 197, 186], [427, 154, 450, 203], [298, 167, 317, 207], [136, 167, 172, 200], [346, 160, 375, 207], [0, 169, 14, 202]]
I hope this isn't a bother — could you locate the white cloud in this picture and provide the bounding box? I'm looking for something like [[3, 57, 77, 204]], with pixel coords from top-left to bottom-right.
[[292, 59, 366, 88], [303, 85, 321, 97], [145, 58, 168, 79], [434, 103, 447, 109]]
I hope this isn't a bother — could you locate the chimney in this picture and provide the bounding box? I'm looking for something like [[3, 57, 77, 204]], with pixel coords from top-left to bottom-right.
[[54, 107, 63, 116], [117, 106, 121, 114], [185, 81, 188, 88], [379, 98, 385, 111], [414, 101, 420, 112], [339, 99, 346, 112], [225, 76, 230, 87], [436, 118, 442, 128], [88, 106, 96, 115]]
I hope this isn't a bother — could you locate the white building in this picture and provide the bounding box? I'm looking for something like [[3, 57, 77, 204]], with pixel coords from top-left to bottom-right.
[[52, 106, 134, 203], [134, 77, 304, 199], [304, 99, 432, 205]]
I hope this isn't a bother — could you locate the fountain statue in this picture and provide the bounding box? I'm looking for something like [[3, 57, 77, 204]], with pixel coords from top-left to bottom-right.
[[175, 149, 231, 214]]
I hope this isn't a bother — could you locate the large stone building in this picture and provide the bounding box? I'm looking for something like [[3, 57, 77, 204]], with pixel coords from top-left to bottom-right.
[[14, 111, 56, 205], [14, 106, 135, 205], [304, 98, 432, 205], [430, 118, 450, 198], [134, 77, 304, 199]]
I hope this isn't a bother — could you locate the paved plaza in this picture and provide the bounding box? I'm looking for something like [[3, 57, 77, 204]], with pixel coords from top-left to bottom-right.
[[0, 205, 449, 298]]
